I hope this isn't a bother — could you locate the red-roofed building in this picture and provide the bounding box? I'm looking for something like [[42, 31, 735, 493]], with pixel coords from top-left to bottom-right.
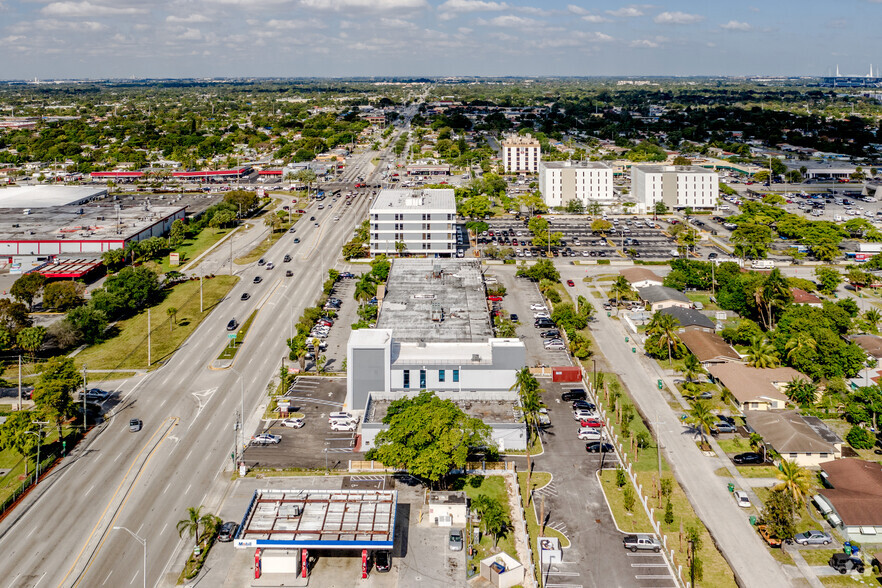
[[171, 167, 254, 180], [791, 287, 823, 308], [90, 171, 144, 180]]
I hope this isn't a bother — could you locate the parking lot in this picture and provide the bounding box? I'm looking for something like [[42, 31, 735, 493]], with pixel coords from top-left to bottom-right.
[[242, 376, 364, 469], [314, 272, 365, 372]]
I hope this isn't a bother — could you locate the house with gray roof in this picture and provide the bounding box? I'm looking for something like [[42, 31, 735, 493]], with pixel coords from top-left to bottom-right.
[[636, 285, 691, 312]]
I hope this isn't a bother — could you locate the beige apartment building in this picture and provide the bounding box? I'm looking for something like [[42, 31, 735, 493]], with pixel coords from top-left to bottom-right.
[[501, 133, 540, 174]]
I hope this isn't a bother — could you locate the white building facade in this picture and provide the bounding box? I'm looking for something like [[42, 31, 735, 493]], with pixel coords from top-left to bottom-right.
[[369, 189, 456, 257], [501, 133, 540, 174], [631, 165, 719, 212], [538, 161, 613, 208]]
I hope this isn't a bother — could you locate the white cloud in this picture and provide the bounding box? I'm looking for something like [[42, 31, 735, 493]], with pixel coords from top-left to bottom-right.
[[265, 18, 324, 29], [179, 28, 205, 40], [42, 1, 148, 16], [481, 14, 539, 27], [438, 0, 508, 11], [567, 4, 588, 14], [606, 6, 643, 18], [379, 17, 416, 28], [654, 11, 704, 24], [582, 14, 610, 23], [720, 20, 751, 31], [630, 38, 658, 48], [166, 14, 212, 23], [299, 0, 427, 10], [35, 18, 107, 31], [458, 26, 473, 34]]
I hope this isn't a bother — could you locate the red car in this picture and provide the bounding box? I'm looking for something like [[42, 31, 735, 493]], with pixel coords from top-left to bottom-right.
[[296, 209, 306, 214], [487, 295, 503, 302], [580, 418, 605, 428], [566, 280, 575, 287]]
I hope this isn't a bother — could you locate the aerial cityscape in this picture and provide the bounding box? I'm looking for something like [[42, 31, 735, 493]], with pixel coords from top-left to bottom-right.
[[2, 2, 882, 588]]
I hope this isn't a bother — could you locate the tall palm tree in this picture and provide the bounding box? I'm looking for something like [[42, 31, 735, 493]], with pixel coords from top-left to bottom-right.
[[784, 378, 818, 407], [512, 367, 543, 496], [354, 273, 377, 306], [647, 312, 681, 367], [176, 505, 214, 550], [746, 336, 780, 368], [864, 308, 882, 334], [682, 354, 705, 384], [687, 400, 716, 450], [755, 269, 792, 330], [774, 460, 814, 506], [784, 332, 816, 362], [610, 276, 633, 308]]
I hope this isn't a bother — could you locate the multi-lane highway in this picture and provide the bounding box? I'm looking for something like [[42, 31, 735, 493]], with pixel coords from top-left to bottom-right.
[[0, 125, 408, 587]]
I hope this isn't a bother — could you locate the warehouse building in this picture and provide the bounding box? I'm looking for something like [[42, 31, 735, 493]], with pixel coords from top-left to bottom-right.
[[0, 185, 107, 208]]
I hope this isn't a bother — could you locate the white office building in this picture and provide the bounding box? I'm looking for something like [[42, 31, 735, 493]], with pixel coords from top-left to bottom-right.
[[346, 259, 529, 451], [369, 189, 456, 257], [538, 161, 613, 208], [501, 133, 541, 174], [631, 165, 719, 212]]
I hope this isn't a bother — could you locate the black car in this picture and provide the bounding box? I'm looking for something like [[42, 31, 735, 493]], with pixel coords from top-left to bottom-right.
[[253, 276, 262, 284], [828, 553, 864, 574], [217, 522, 239, 542], [572, 400, 596, 411], [286, 270, 293, 277], [310, 216, 316, 221], [561, 389, 587, 402], [535, 319, 555, 328], [733, 452, 764, 465], [540, 329, 560, 339], [257, 258, 266, 266], [226, 319, 238, 331], [293, 238, 300, 243], [374, 550, 391, 573], [283, 255, 291, 262], [510, 314, 519, 322], [586, 442, 614, 453], [240, 293, 250, 301]]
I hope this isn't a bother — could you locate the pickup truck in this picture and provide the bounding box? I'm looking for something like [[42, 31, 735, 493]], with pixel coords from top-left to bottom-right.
[[622, 534, 662, 553]]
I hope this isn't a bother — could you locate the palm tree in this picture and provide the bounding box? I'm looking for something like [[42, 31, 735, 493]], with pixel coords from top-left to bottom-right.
[[688, 400, 716, 450], [176, 505, 214, 550], [774, 460, 814, 506], [682, 354, 705, 384], [166, 306, 178, 332], [610, 277, 633, 307], [746, 336, 780, 368], [784, 378, 818, 407], [864, 308, 882, 334], [354, 273, 377, 306], [647, 312, 681, 367], [512, 367, 542, 496], [784, 332, 816, 362], [755, 269, 792, 330]]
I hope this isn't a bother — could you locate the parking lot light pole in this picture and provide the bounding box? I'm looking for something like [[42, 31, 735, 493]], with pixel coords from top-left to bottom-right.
[[113, 526, 146, 588]]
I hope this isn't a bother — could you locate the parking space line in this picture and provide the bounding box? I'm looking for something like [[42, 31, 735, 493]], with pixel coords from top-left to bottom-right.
[[631, 563, 669, 567]]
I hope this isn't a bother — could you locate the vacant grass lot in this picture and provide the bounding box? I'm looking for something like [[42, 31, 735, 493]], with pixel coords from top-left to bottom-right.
[[74, 275, 238, 372], [158, 227, 232, 273]]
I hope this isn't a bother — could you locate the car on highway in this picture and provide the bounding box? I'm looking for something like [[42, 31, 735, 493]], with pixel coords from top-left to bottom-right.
[[733, 452, 764, 465], [283, 255, 291, 262], [286, 271, 293, 277], [266, 262, 274, 270], [240, 293, 250, 301], [281, 418, 305, 428], [448, 529, 463, 551], [289, 228, 296, 233], [586, 442, 614, 453], [258, 258, 266, 266], [733, 491, 751, 508], [217, 522, 239, 542], [310, 216, 315, 221], [129, 418, 142, 432], [794, 530, 833, 545], [252, 434, 281, 445], [226, 319, 239, 331], [293, 238, 300, 243], [253, 276, 262, 284]]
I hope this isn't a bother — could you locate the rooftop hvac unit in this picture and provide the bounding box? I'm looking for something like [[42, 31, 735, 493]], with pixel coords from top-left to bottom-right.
[[471, 354, 481, 362]]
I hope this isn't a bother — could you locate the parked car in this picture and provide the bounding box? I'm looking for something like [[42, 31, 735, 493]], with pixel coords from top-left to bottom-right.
[[533, 311, 551, 319], [252, 434, 281, 445], [572, 400, 595, 411], [828, 553, 864, 574], [448, 529, 463, 551], [733, 452, 764, 465], [530, 303, 547, 311], [577, 428, 604, 441], [129, 418, 142, 432], [585, 442, 614, 453], [733, 491, 751, 508], [217, 521, 239, 542], [509, 314, 519, 322], [330, 420, 357, 432], [794, 530, 833, 545], [713, 422, 737, 434], [561, 389, 587, 402], [487, 295, 503, 302], [622, 534, 661, 553], [281, 418, 305, 428], [83, 388, 110, 401], [579, 418, 604, 428], [329, 412, 358, 424], [573, 408, 597, 420], [544, 341, 566, 350], [374, 550, 391, 573]]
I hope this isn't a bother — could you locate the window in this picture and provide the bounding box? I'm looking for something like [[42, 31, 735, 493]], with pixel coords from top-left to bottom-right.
[[820, 453, 828, 458], [403, 370, 410, 389], [789, 453, 798, 459], [439, 369, 445, 382], [453, 369, 459, 382], [419, 369, 426, 389]]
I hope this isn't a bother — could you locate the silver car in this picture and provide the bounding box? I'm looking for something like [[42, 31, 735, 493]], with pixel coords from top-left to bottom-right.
[[794, 530, 833, 545], [448, 529, 463, 551]]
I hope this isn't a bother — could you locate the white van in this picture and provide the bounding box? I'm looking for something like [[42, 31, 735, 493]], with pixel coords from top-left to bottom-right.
[[751, 260, 775, 269]]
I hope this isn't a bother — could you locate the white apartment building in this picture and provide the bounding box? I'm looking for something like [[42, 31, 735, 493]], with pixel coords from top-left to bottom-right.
[[501, 133, 540, 174], [631, 165, 719, 212], [369, 189, 456, 257], [538, 161, 613, 208]]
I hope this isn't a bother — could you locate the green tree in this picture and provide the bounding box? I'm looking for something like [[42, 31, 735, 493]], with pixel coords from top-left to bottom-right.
[[864, 308, 882, 334], [686, 524, 704, 584], [101, 248, 127, 271], [471, 495, 511, 546], [731, 223, 773, 259], [845, 425, 876, 450], [354, 273, 377, 306], [11, 273, 46, 310], [169, 218, 187, 247], [664, 499, 674, 525], [512, 367, 542, 491], [518, 191, 546, 216], [687, 399, 716, 450], [762, 489, 797, 541], [746, 337, 780, 368], [591, 219, 613, 234], [784, 332, 816, 362], [682, 353, 705, 384], [784, 378, 818, 407], [32, 356, 80, 440], [166, 306, 178, 332], [811, 239, 840, 262], [176, 505, 215, 550], [64, 306, 108, 344], [0, 410, 41, 476], [99, 266, 162, 317], [41, 281, 85, 311], [16, 326, 46, 360], [610, 276, 635, 306], [653, 201, 669, 217], [647, 312, 681, 367], [223, 189, 258, 215], [587, 201, 603, 217], [367, 391, 493, 487], [774, 460, 814, 506], [565, 199, 585, 214], [515, 259, 559, 282], [846, 385, 882, 432], [814, 266, 842, 295]]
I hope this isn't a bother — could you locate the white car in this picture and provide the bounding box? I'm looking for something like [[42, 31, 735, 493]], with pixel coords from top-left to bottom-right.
[[530, 304, 547, 311], [574, 408, 598, 421], [252, 434, 281, 445], [544, 341, 566, 350], [577, 427, 606, 441], [534, 311, 551, 319], [329, 412, 358, 424], [330, 420, 357, 432], [733, 491, 751, 508], [281, 418, 305, 428]]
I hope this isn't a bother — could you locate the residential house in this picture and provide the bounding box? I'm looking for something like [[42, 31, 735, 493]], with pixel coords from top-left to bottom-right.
[[707, 363, 810, 411], [850, 334, 882, 360], [636, 285, 691, 312], [678, 330, 741, 366], [619, 268, 664, 289], [816, 459, 882, 540], [791, 287, 823, 308], [744, 410, 842, 467], [659, 306, 715, 331]]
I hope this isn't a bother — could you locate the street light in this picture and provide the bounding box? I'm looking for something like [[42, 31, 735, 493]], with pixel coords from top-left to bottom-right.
[[113, 526, 147, 588]]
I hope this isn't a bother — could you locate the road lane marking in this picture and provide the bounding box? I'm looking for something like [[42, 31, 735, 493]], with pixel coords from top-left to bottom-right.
[[113, 452, 122, 463], [101, 571, 113, 586], [63, 417, 179, 588], [84, 484, 94, 497], [26, 527, 36, 538], [160, 523, 167, 536], [32, 573, 46, 587], [130, 571, 138, 585], [186, 483, 192, 495], [7, 572, 21, 587]]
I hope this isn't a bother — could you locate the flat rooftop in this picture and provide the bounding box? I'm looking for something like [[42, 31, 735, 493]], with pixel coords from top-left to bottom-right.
[[631, 165, 717, 174], [376, 259, 493, 343], [370, 188, 455, 212], [366, 395, 520, 424], [541, 161, 611, 170], [0, 186, 107, 208], [0, 203, 185, 242], [236, 489, 396, 549]]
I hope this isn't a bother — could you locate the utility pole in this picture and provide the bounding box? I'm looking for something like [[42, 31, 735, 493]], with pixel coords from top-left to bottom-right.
[[200, 273, 203, 313], [18, 355, 22, 411], [656, 413, 662, 485], [82, 365, 87, 432], [230, 234, 233, 276], [147, 309, 151, 367]]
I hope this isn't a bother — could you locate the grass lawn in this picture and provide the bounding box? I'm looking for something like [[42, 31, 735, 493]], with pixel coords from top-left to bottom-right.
[[735, 465, 781, 479], [451, 475, 518, 575], [685, 292, 721, 311], [820, 575, 877, 587], [799, 548, 840, 566], [217, 310, 257, 361], [156, 227, 232, 274], [599, 470, 654, 533], [753, 487, 823, 535], [74, 275, 238, 372], [0, 424, 76, 509], [717, 437, 753, 454]]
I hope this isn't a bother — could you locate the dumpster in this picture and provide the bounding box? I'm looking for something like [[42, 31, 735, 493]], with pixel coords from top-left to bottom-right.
[[728, 483, 735, 492]]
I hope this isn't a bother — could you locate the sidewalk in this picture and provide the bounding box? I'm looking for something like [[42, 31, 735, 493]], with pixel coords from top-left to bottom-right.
[[587, 289, 794, 587]]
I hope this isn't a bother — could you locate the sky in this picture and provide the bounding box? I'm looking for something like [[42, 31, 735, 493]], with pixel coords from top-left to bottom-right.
[[0, 0, 880, 80]]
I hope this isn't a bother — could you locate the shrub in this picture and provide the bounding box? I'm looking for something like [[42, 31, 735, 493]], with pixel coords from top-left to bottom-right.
[[546, 289, 561, 304], [846, 425, 876, 450], [623, 486, 635, 512], [664, 499, 674, 524], [597, 259, 611, 265], [616, 465, 626, 488]]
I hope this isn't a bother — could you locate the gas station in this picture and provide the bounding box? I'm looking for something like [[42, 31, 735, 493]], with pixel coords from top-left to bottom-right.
[[234, 488, 397, 585]]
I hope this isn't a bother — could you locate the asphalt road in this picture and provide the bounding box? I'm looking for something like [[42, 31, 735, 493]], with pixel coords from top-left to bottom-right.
[[0, 130, 406, 587]]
